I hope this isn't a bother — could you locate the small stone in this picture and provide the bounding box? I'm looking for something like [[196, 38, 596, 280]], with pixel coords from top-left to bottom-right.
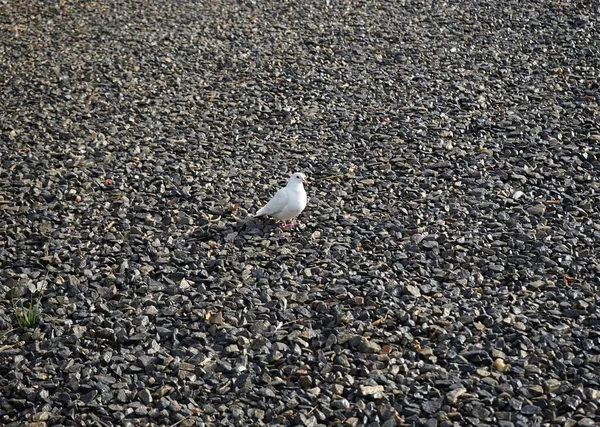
[[331, 384, 344, 396], [294, 413, 317, 427], [554, 324, 571, 334], [471, 406, 491, 419], [528, 385, 544, 396], [585, 388, 600, 400], [358, 339, 381, 354], [259, 387, 277, 398], [96, 328, 116, 340], [307, 387, 321, 396], [159, 385, 174, 397], [32, 412, 51, 421], [493, 358, 510, 373], [492, 349, 507, 359], [253, 409, 265, 420], [543, 379, 562, 393], [169, 400, 182, 412], [298, 376, 313, 388], [176, 212, 194, 226], [422, 240, 439, 250], [360, 385, 385, 398], [509, 398, 523, 411], [332, 398, 351, 409], [234, 373, 253, 389], [97, 285, 117, 299], [422, 398, 442, 414], [527, 204, 546, 216], [208, 312, 223, 325], [404, 284, 421, 297], [521, 405, 541, 415], [138, 389, 153, 404], [144, 305, 159, 315], [476, 368, 490, 377], [447, 387, 467, 405]]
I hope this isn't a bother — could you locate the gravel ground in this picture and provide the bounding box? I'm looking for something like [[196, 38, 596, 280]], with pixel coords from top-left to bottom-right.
[[1, 0, 600, 426]]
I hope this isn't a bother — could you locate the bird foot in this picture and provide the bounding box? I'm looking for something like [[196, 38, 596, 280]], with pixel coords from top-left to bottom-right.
[[280, 220, 300, 229]]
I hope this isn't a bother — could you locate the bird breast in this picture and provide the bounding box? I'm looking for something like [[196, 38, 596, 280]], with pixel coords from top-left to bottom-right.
[[276, 187, 307, 221]]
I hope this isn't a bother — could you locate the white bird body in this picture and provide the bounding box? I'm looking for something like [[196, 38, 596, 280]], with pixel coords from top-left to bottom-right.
[[255, 172, 307, 225]]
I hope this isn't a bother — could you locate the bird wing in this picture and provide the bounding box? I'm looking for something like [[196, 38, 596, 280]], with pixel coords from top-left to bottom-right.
[[255, 187, 289, 217]]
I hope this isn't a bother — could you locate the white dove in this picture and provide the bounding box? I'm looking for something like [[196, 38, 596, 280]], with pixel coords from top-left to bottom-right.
[[254, 172, 308, 227]]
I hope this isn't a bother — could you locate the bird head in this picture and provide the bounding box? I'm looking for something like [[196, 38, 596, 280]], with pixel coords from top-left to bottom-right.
[[289, 172, 308, 186]]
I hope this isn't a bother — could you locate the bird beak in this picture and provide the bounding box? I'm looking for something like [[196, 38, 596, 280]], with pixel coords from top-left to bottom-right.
[[303, 178, 310, 185]]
